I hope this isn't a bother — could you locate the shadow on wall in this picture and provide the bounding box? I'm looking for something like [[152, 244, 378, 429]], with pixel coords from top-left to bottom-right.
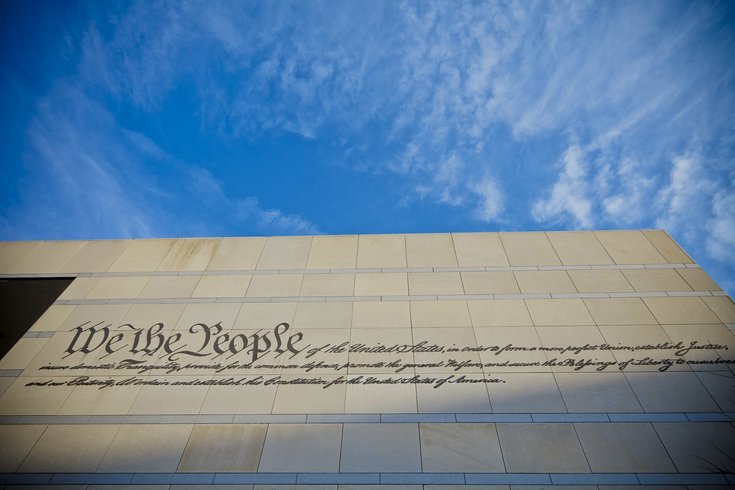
[[0, 278, 73, 358]]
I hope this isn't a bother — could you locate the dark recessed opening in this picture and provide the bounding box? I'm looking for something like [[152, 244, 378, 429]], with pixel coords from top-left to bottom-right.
[[0, 278, 74, 360]]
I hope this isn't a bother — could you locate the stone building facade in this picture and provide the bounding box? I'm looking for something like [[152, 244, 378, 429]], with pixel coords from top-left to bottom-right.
[[0, 230, 733, 487]]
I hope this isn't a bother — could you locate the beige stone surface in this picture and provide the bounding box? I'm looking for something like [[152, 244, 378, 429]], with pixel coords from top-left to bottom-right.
[[259, 424, 342, 472], [246, 273, 303, 297], [307, 235, 358, 269], [661, 324, 735, 370], [272, 375, 346, 413], [555, 373, 642, 412], [643, 297, 721, 324], [411, 300, 472, 327], [702, 296, 735, 323], [420, 423, 504, 472], [409, 272, 464, 295], [677, 268, 720, 290], [568, 270, 634, 293], [28, 304, 76, 332], [59, 382, 142, 415], [0, 377, 13, 398], [654, 422, 735, 472], [0, 241, 38, 273], [22, 329, 116, 378], [157, 238, 220, 271], [82, 325, 164, 372], [536, 326, 616, 371], [108, 239, 175, 272], [547, 231, 614, 265], [354, 272, 408, 296], [59, 302, 132, 329], [641, 229, 693, 263], [622, 269, 692, 292], [584, 298, 658, 325], [256, 236, 312, 270], [300, 273, 355, 296], [452, 232, 509, 267], [345, 374, 417, 413], [663, 321, 735, 347], [234, 302, 297, 330], [340, 485, 420, 490], [175, 303, 242, 330], [348, 328, 413, 373], [253, 487, 334, 490], [209, 329, 289, 375], [356, 234, 406, 268], [59, 239, 130, 272], [405, 233, 458, 268], [86, 276, 151, 299], [413, 327, 481, 372], [626, 372, 719, 412], [138, 275, 200, 298], [525, 299, 593, 326], [695, 371, 735, 411], [597, 325, 681, 372], [207, 237, 266, 271], [0, 425, 46, 472], [191, 274, 252, 297], [468, 299, 532, 327], [474, 326, 549, 372], [200, 377, 277, 414], [98, 424, 192, 472], [58, 277, 100, 300], [416, 376, 492, 413], [496, 423, 589, 472], [293, 301, 352, 329], [0, 338, 49, 369], [486, 373, 566, 413], [121, 303, 186, 328], [461, 271, 519, 294], [9, 240, 87, 273], [595, 230, 667, 264], [341, 423, 421, 472], [91, 486, 172, 490], [285, 329, 349, 372], [499, 232, 560, 266], [0, 376, 73, 415], [5, 232, 734, 480], [129, 376, 209, 414], [575, 423, 675, 472], [89, 485, 171, 490], [19, 424, 118, 473], [514, 270, 576, 294], [352, 301, 411, 328], [179, 424, 267, 472]]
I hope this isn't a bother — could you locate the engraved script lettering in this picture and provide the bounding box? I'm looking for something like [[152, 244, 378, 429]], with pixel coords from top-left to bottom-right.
[[37, 319, 733, 391], [64, 321, 304, 363]]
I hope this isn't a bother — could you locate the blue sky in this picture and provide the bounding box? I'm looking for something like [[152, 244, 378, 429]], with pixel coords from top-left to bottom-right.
[[1, 1, 734, 292]]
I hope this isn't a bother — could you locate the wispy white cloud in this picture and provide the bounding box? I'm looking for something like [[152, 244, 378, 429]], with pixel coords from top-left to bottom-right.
[[532, 145, 594, 229], [600, 158, 654, 225], [77, 1, 519, 221], [655, 154, 718, 241], [79, 1, 710, 232], [4, 83, 319, 240], [16, 85, 156, 239], [3, 0, 734, 291], [236, 197, 321, 235], [653, 154, 735, 290], [180, 166, 322, 236], [470, 176, 504, 222], [80, 3, 196, 110], [706, 185, 735, 267]]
